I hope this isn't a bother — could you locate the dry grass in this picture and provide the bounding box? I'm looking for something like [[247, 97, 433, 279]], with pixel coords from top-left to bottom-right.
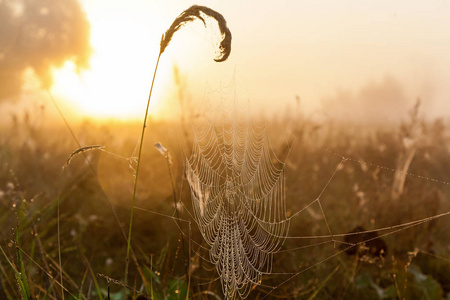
[[0, 101, 449, 299]]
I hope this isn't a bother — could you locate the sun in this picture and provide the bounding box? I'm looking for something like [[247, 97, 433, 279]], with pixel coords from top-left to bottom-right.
[[50, 0, 173, 121]]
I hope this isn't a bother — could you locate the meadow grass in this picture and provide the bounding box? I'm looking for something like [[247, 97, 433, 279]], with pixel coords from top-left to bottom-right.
[[0, 104, 449, 299]]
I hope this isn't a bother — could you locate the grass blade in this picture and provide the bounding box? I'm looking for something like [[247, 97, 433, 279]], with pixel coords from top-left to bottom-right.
[[0, 244, 28, 299], [124, 53, 161, 289], [307, 266, 339, 300], [16, 229, 31, 299]]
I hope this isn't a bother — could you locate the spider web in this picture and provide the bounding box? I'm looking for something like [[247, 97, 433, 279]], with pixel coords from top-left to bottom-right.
[[185, 105, 290, 298]]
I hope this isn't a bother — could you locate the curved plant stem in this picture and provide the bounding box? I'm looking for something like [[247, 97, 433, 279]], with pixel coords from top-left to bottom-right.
[[57, 196, 64, 300], [124, 52, 162, 286]]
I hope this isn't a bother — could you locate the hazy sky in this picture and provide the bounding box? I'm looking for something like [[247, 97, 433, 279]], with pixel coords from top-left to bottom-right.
[[184, 0, 450, 121], [2, 0, 450, 122]]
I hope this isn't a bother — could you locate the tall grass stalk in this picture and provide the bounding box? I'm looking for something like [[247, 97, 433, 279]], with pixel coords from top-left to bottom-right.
[[124, 4, 231, 288], [124, 53, 161, 286], [57, 196, 64, 300]]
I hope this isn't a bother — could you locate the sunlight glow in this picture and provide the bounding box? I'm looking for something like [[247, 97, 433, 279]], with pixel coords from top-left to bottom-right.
[[50, 1, 174, 120]]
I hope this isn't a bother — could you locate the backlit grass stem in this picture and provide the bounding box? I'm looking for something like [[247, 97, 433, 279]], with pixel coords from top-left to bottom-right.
[[124, 53, 161, 286], [124, 4, 231, 289]]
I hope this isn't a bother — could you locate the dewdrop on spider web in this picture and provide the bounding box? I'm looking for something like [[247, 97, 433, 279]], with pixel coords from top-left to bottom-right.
[[186, 111, 290, 298]]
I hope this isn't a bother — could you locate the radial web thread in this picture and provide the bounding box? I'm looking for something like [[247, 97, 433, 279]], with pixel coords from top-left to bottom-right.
[[186, 110, 290, 298]]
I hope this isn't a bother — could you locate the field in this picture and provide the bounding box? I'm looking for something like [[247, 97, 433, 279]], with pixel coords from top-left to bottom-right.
[[0, 99, 449, 300]]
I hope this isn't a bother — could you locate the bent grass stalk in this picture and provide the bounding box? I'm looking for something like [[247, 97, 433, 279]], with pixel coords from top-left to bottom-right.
[[124, 4, 231, 288], [124, 52, 161, 286]]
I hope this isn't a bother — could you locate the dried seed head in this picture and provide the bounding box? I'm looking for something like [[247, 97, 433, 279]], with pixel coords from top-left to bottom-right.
[[63, 145, 104, 171], [160, 5, 232, 62]]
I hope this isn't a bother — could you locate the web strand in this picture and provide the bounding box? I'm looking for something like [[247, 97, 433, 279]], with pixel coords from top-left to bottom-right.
[[185, 105, 290, 298]]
